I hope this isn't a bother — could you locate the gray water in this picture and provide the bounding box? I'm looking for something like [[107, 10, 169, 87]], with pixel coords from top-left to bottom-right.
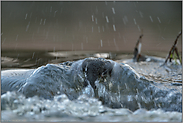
[[1, 56, 182, 122]]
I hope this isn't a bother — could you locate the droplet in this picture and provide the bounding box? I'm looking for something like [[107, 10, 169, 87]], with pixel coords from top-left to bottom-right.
[[102, 26, 105, 32], [15, 35, 19, 41], [91, 15, 94, 22], [113, 38, 119, 51], [112, 7, 115, 14], [26, 22, 30, 32], [50, 6, 52, 12], [25, 13, 28, 19], [32, 52, 35, 59], [137, 25, 141, 31], [139, 11, 143, 18], [149, 16, 153, 22], [54, 10, 58, 17], [100, 39, 103, 47], [98, 26, 100, 33], [81, 43, 83, 50], [134, 18, 137, 25], [43, 19, 46, 25], [113, 25, 116, 31], [105, 16, 109, 23], [161, 37, 165, 40], [157, 17, 161, 23], [29, 12, 32, 18], [40, 19, 43, 25], [95, 18, 98, 24], [72, 43, 74, 51]]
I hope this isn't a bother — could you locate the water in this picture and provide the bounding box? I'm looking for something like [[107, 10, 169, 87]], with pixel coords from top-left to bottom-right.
[[1, 53, 182, 122], [1, 1, 182, 122]]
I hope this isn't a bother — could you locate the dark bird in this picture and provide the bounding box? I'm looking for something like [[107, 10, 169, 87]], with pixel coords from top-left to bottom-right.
[[82, 58, 113, 89]]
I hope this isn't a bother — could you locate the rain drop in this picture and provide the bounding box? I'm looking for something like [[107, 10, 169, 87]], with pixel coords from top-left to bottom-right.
[[98, 26, 100, 33], [157, 17, 161, 23], [137, 25, 141, 31], [26, 21, 30, 32], [123, 36, 126, 44], [95, 18, 98, 24], [72, 43, 74, 51], [65, 28, 67, 34], [139, 11, 143, 18], [86, 37, 88, 43], [81, 43, 83, 50], [105, 16, 109, 23], [37, 27, 40, 33], [102, 26, 104, 32], [161, 37, 165, 40], [29, 12, 32, 18], [50, 6, 52, 12], [92, 26, 93, 32], [2, 38, 6, 44], [113, 38, 118, 51], [91, 15, 94, 22], [113, 24, 116, 31], [32, 52, 35, 59], [100, 39, 103, 47], [149, 16, 153, 22], [40, 19, 43, 25], [43, 19, 46, 25], [123, 18, 126, 25], [54, 10, 58, 17], [25, 13, 28, 19], [112, 7, 115, 14], [96, 6, 98, 14], [15, 35, 19, 41], [134, 18, 137, 25]]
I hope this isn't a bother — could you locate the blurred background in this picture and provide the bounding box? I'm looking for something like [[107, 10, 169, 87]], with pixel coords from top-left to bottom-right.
[[1, 1, 182, 69]]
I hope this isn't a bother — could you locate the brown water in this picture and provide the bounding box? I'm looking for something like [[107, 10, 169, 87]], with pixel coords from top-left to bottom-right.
[[1, 1, 182, 53]]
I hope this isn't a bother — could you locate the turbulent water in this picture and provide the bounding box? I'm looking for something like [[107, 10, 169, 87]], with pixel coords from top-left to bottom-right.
[[1, 57, 182, 122]]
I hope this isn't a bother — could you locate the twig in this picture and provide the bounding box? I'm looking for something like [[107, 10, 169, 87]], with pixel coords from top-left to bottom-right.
[[162, 30, 182, 65], [133, 33, 143, 62]]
